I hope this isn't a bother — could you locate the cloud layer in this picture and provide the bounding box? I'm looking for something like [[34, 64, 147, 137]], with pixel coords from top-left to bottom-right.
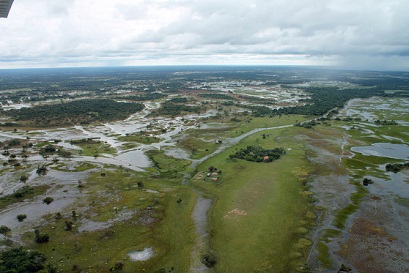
[[1, 0, 409, 69]]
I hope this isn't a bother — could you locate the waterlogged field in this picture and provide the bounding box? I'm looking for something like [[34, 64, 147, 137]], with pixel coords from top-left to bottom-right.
[[22, 169, 197, 272], [1, 68, 409, 273], [307, 97, 409, 273]]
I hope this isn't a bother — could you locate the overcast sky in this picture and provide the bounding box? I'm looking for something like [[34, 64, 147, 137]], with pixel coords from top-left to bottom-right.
[[1, 0, 409, 70]]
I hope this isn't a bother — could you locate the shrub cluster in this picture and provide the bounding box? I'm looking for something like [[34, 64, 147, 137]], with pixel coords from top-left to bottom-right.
[[385, 162, 409, 173], [229, 146, 286, 162]]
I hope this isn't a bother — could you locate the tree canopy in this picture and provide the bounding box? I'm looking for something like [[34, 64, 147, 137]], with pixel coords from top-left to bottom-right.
[[229, 146, 286, 162], [0, 247, 46, 273], [5, 99, 144, 127]]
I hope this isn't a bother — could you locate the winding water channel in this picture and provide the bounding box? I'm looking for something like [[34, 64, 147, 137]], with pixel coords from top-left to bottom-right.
[[0, 99, 293, 271]]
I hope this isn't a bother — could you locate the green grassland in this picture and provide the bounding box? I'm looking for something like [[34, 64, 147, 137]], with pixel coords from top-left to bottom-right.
[[192, 126, 315, 272], [74, 142, 117, 157], [146, 150, 191, 178], [178, 115, 306, 159], [117, 134, 162, 145], [177, 136, 220, 159]]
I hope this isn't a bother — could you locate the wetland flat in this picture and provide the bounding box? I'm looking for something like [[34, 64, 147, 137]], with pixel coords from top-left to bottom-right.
[[0, 67, 408, 273]]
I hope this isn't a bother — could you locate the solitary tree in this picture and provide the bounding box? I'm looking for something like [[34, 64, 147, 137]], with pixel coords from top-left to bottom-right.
[[17, 214, 27, 222], [0, 225, 11, 234], [20, 175, 29, 183], [43, 197, 54, 205], [34, 229, 49, 243]]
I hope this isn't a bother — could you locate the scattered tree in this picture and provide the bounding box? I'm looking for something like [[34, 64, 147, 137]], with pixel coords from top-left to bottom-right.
[[34, 229, 50, 243], [202, 250, 217, 268], [54, 212, 62, 220], [36, 165, 48, 175], [17, 214, 27, 222], [0, 225, 11, 234], [19, 174, 29, 183], [362, 178, 374, 186], [109, 261, 124, 272], [64, 221, 74, 231], [43, 197, 54, 205], [338, 263, 352, 273], [385, 162, 409, 173], [208, 166, 216, 172]]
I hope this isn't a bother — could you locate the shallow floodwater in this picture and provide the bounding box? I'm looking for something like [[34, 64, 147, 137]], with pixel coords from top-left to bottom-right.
[[368, 170, 409, 198], [115, 150, 152, 167], [0, 197, 77, 229], [128, 247, 154, 261], [351, 143, 409, 160]]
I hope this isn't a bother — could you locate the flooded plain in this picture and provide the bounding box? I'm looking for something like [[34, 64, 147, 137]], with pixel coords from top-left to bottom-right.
[[1, 90, 408, 272], [308, 97, 409, 273], [351, 143, 409, 160]]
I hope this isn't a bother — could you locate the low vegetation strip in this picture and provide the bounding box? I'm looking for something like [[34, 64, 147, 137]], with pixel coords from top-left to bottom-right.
[[0, 185, 50, 210]]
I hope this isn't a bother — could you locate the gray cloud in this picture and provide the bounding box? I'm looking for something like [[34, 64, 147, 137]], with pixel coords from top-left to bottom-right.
[[0, 0, 408, 69]]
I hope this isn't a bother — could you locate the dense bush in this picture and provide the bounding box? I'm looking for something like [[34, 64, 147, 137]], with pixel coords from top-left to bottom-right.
[[385, 162, 409, 173], [245, 87, 386, 117], [12, 186, 34, 198], [229, 146, 286, 162], [0, 225, 11, 234], [34, 229, 50, 243], [0, 247, 46, 273], [155, 101, 201, 116], [17, 214, 27, 222], [43, 197, 54, 205], [6, 99, 144, 127]]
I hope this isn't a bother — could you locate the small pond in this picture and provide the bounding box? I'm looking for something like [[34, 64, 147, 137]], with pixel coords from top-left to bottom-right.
[[115, 150, 152, 168]]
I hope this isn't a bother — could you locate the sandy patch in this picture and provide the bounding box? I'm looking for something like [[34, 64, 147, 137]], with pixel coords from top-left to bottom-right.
[[224, 208, 247, 219]]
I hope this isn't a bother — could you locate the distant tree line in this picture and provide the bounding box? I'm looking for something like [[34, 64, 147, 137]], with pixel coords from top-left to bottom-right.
[[116, 92, 167, 101], [5, 99, 144, 127], [198, 93, 237, 100], [154, 100, 201, 116], [245, 87, 387, 117], [169, 97, 188, 103]]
